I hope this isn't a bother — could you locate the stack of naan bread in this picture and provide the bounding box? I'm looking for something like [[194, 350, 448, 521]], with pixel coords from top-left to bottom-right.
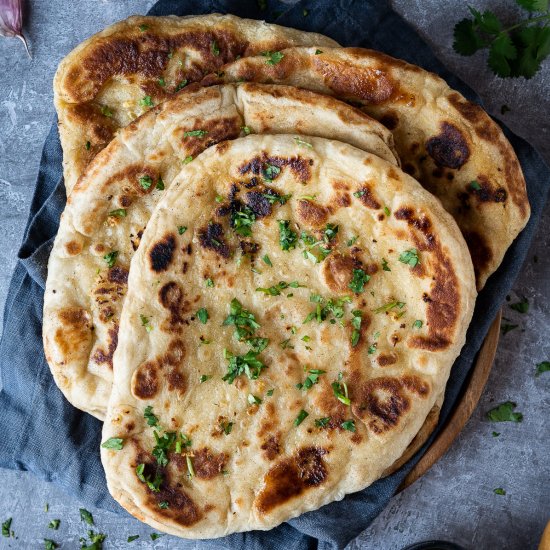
[[43, 14, 529, 538]]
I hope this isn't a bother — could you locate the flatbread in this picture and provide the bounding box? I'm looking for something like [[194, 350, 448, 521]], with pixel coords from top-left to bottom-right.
[[53, 14, 338, 193], [43, 83, 399, 419], [210, 46, 530, 289], [101, 134, 476, 538]]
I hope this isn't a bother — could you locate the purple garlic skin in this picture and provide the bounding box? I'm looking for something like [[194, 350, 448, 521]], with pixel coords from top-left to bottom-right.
[[0, 0, 31, 58]]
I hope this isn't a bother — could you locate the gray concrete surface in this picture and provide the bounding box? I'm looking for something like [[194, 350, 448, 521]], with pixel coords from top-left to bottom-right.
[[0, 1, 548, 549]]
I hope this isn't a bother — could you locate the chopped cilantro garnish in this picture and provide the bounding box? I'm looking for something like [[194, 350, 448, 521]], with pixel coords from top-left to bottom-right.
[[300, 230, 331, 263], [373, 300, 406, 314], [501, 323, 518, 335], [140, 314, 152, 332], [178, 225, 187, 235], [341, 420, 356, 432], [349, 268, 370, 293], [384, 205, 391, 216], [353, 190, 366, 198], [156, 176, 165, 190], [139, 175, 153, 190], [197, 307, 209, 324], [399, 248, 420, 267], [368, 343, 378, 354], [382, 258, 391, 271], [315, 417, 331, 427], [304, 295, 351, 325], [262, 163, 281, 182], [44, 540, 58, 550], [494, 488, 506, 495], [108, 208, 127, 218], [223, 349, 266, 384], [315, 49, 323, 55], [347, 236, 359, 246], [263, 50, 284, 65], [294, 409, 309, 426], [262, 254, 272, 266], [103, 251, 118, 268], [223, 298, 260, 341], [210, 40, 220, 56], [221, 420, 233, 435], [48, 519, 60, 530], [140, 95, 154, 107], [487, 401, 523, 423], [79, 509, 94, 526], [100, 105, 112, 118], [127, 535, 140, 542], [470, 180, 482, 190], [138, 24, 149, 31], [150, 533, 164, 541], [413, 319, 423, 329], [536, 361, 550, 377], [279, 338, 294, 349], [158, 77, 165, 87], [231, 203, 256, 237], [278, 220, 298, 251], [184, 129, 208, 138], [332, 374, 350, 405], [301, 335, 311, 342], [247, 337, 269, 353], [152, 431, 178, 467], [242, 125, 251, 135], [144, 405, 159, 427], [158, 501, 169, 509], [351, 310, 362, 347], [186, 455, 195, 478], [205, 278, 214, 287], [136, 463, 163, 492], [294, 136, 313, 148], [492, 431, 501, 437], [266, 389, 274, 396], [2, 518, 11, 537], [248, 394, 262, 406], [256, 280, 303, 296], [509, 296, 529, 313], [85, 141, 91, 150], [101, 437, 124, 450], [176, 79, 188, 91], [182, 155, 193, 164], [263, 190, 291, 205], [80, 530, 106, 549], [199, 374, 212, 383], [296, 369, 326, 390]]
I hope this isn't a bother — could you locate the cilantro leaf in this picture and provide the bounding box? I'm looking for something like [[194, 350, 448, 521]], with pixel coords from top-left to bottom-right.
[[535, 361, 550, 376], [101, 437, 124, 450], [262, 51, 284, 65], [45, 540, 59, 550], [128, 535, 140, 542], [399, 248, 420, 267], [494, 487, 506, 495], [79, 508, 94, 526], [223, 349, 266, 384], [294, 409, 309, 426], [2, 518, 12, 537], [197, 307, 209, 324], [453, 18, 486, 55], [144, 405, 160, 427], [278, 220, 298, 251], [509, 296, 529, 313], [349, 268, 370, 293], [487, 401, 523, 422], [488, 34, 517, 77]]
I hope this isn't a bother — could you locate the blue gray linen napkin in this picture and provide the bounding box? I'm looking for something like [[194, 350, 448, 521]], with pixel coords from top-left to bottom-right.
[[0, 1, 548, 548]]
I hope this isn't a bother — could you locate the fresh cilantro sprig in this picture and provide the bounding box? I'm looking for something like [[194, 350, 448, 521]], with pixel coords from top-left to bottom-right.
[[453, 2, 550, 79]]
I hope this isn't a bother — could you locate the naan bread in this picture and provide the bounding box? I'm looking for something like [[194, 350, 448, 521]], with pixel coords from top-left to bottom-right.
[[210, 46, 530, 289], [43, 83, 399, 419], [53, 15, 338, 193], [101, 135, 476, 538]]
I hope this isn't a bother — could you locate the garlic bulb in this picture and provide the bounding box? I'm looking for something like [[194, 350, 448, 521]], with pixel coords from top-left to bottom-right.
[[0, 0, 31, 58]]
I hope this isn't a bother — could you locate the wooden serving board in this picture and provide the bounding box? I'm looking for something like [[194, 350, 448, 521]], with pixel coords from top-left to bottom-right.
[[398, 310, 502, 492]]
